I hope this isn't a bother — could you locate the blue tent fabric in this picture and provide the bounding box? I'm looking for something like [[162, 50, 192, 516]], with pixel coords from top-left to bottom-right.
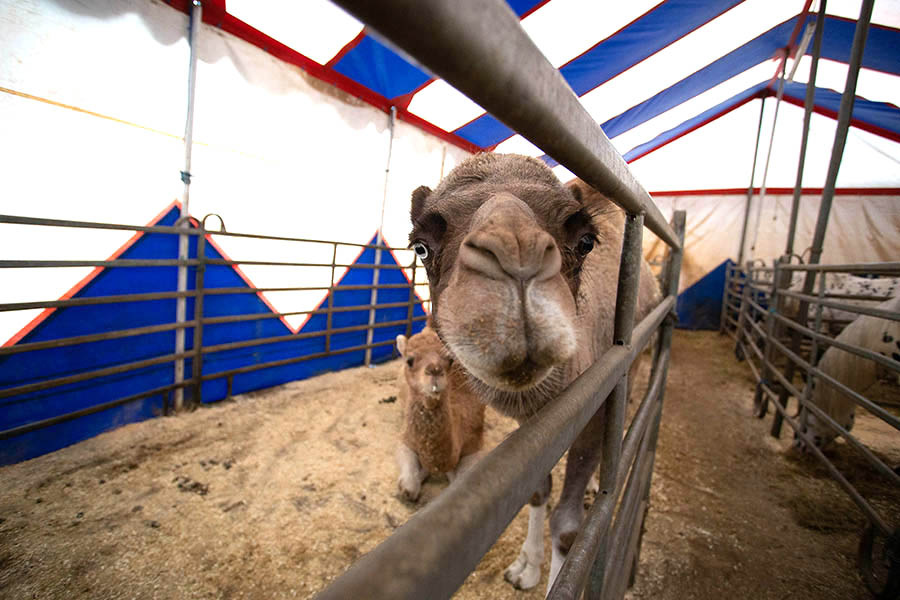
[[782, 81, 900, 137], [0, 207, 427, 465], [331, 0, 549, 100], [453, 0, 745, 148], [675, 259, 733, 330]]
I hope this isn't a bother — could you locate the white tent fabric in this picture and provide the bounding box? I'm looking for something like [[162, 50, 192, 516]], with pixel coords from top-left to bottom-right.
[[0, 0, 897, 343]]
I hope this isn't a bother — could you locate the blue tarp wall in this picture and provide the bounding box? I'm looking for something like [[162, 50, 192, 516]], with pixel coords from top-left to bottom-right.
[[675, 259, 733, 331], [0, 204, 426, 465]]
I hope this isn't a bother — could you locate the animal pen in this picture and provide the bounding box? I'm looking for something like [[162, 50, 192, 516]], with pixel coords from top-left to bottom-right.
[[2, 0, 899, 599]]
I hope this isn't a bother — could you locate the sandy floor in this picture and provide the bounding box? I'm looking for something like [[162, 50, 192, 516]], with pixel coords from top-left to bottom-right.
[[0, 330, 897, 599]]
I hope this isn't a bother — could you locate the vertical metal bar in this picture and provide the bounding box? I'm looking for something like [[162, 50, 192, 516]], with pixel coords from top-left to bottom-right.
[[785, 0, 827, 257], [174, 0, 202, 412], [719, 264, 732, 334], [326, 243, 337, 354], [755, 259, 784, 418], [191, 228, 206, 407], [737, 96, 766, 266], [406, 258, 417, 339], [800, 271, 828, 432], [630, 210, 685, 586], [586, 212, 644, 599], [748, 60, 789, 259], [808, 0, 873, 269], [365, 106, 397, 367], [795, 0, 873, 337], [226, 374, 233, 402]]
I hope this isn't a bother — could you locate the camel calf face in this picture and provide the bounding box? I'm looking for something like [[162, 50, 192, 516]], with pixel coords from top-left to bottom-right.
[[409, 154, 596, 396], [397, 329, 452, 410]]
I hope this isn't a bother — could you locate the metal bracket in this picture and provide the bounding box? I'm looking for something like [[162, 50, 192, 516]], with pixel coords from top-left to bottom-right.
[[180, 170, 192, 185]]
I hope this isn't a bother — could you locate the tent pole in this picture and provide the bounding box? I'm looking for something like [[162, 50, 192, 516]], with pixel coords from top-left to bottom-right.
[[737, 95, 766, 266], [174, 0, 202, 411], [785, 0, 827, 258], [806, 0, 873, 270], [365, 106, 397, 367], [748, 59, 788, 261]]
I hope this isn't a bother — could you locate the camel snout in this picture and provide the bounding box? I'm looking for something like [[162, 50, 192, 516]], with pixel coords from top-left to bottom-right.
[[460, 193, 561, 283]]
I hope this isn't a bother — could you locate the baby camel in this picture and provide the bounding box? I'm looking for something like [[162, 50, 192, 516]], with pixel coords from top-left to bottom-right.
[[395, 327, 486, 502]]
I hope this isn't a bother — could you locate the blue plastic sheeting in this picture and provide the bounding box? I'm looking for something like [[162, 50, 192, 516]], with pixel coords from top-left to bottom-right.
[[0, 206, 426, 465], [453, 0, 744, 148], [331, 0, 547, 100], [675, 259, 732, 330]]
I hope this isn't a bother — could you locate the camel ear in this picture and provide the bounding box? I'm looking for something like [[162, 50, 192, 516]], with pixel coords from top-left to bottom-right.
[[396, 334, 408, 356], [411, 186, 432, 222], [570, 184, 583, 205]]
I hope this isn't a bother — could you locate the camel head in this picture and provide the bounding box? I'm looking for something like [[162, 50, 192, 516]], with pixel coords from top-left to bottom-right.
[[397, 328, 452, 409], [408, 154, 599, 408]]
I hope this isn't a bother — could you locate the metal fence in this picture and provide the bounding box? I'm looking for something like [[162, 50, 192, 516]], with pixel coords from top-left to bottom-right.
[[722, 260, 900, 598], [0, 212, 428, 443], [312, 1, 686, 599]]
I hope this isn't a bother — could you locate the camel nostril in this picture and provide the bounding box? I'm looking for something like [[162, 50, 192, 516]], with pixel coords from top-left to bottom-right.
[[461, 229, 560, 283]]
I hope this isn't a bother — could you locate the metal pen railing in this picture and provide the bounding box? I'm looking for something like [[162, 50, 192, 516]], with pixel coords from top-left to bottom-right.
[[0, 213, 429, 441], [724, 259, 900, 597]]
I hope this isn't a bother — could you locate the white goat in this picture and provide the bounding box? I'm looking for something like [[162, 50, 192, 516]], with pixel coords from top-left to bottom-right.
[[794, 295, 900, 451]]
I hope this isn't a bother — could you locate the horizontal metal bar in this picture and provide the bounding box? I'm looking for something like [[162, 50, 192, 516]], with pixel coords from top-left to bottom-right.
[[779, 290, 900, 322], [758, 384, 892, 535], [0, 259, 199, 268], [0, 214, 417, 254], [0, 213, 204, 236], [0, 290, 198, 313], [204, 258, 406, 270], [201, 338, 398, 381], [202, 283, 419, 296], [0, 380, 191, 441], [314, 295, 674, 600], [202, 300, 427, 326], [330, 0, 680, 251], [765, 334, 900, 431], [202, 317, 425, 355], [0, 320, 198, 357], [768, 310, 900, 375], [779, 262, 900, 274], [0, 350, 193, 401]]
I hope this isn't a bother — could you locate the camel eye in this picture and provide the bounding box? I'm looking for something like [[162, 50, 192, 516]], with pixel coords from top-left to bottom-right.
[[412, 241, 430, 261], [406, 357, 414, 367], [576, 234, 595, 257]]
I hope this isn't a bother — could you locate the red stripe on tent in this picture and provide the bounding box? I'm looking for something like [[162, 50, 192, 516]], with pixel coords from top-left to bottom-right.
[[779, 93, 900, 143], [2, 200, 182, 348], [649, 187, 900, 196], [626, 91, 764, 164], [325, 28, 367, 68], [163, 1, 482, 155]]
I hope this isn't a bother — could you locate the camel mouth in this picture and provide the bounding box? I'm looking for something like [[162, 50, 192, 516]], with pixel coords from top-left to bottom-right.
[[455, 351, 554, 392]]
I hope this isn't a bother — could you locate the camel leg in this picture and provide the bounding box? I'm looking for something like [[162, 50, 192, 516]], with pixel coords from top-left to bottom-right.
[[396, 443, 428, 501], [547, 409, 606, 593], [504, 473, 551, 590], [447, 451, 484, 483]]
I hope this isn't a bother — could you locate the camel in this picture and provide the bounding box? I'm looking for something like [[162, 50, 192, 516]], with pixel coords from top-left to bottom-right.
[[395, 327, 486, 501], [407, 153, 661, 591]]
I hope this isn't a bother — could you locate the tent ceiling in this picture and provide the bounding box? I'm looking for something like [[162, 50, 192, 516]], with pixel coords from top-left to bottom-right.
[[176, 0, 898, 175]]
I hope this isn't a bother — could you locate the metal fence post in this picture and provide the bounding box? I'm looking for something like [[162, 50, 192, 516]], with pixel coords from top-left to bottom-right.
[[785, 0, 827, 257], [628, 210, 685, 591], [737, 96, 766, 266], [406, 258, 417, 339], [585, 211, 644, 599], [191, 227, 206, 407], [326, 242, 337, 354]]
